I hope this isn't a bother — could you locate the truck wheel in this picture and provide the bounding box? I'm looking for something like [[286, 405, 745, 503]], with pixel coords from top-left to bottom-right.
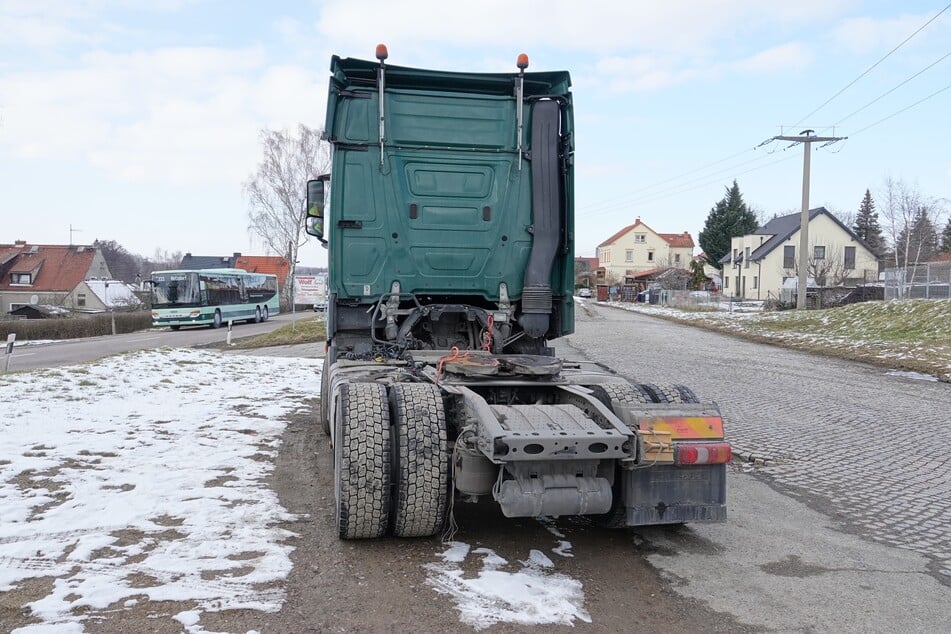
[[599, 382, 653, 411], [319, 355, 331, 436], [389, 383, 448, 537], [334, 382, 391, 539], [642, 383, 700, 404]]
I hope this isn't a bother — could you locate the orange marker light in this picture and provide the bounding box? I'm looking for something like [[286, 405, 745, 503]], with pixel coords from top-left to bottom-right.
[[516, 53, 529, 70], [376, 44, 389, 62]]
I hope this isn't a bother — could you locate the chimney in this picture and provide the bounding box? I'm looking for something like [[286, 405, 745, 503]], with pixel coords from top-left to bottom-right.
[[15, 240, 27, 247]]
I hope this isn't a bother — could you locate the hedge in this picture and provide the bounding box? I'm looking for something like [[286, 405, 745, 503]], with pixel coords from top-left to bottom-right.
[[0, 312, 153, 341]]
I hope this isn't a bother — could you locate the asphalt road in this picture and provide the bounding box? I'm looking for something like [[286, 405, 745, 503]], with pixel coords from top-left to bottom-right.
[[2, 311, 304, 372]]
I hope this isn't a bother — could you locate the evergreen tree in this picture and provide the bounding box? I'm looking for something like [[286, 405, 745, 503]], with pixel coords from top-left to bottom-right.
[[895, 207, 939, 266], [941, 219, 951, 253], [851, 188, 884, 253], [698, 180, 758, 270]]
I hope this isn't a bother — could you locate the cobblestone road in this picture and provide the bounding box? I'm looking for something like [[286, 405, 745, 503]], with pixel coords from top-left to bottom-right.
[[564, 302, 951, 583]]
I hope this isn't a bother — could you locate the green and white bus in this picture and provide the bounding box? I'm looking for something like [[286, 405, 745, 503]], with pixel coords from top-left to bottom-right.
[[150, 268, 280, 330]]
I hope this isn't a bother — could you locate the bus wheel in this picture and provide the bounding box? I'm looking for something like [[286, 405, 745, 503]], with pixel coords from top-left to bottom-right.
[[262, 306, 269, 321], [212, 310, 222, 329], [254, 306, 262, 323]]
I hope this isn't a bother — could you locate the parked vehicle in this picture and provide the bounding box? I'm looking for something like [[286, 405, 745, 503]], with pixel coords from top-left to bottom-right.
[[305, 47, 730, 539], [578, 287, 592, 298], [150, 269, 278, 330]]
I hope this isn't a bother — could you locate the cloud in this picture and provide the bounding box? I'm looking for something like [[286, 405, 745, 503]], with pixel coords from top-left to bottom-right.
[[314, 0, 851, 61], [0, 46, 325, 186], [831, 12, 947, 55], [734, 42, 814, 73]]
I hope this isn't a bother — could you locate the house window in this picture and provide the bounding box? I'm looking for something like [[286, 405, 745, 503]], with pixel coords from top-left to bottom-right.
[[11, 273, 32, 284], [844, 246, 856, 269], [625, 250, 633, 262], [647, 251, 654, 262], [783, 245, 795, 268], [674, 254, 681, 264], [733, 248, 739, 261], [813, 245, 826, 260], [752, 276, 758, 289], [724, 277, 729, 289], [78, 293, 86, 307], [634, 234, 646, 243], [744, 247, 750, 268], [602, 249, 611, 263]]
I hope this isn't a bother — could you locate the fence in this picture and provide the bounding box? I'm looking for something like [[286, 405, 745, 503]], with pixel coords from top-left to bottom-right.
[[883, 262, 951, 300]]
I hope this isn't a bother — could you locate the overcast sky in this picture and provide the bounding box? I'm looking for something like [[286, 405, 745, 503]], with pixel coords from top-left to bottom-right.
[[2, 1, 949, 267]]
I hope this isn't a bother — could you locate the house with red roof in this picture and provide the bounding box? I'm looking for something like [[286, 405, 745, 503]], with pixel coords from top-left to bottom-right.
[[0, 241, 114, 314], [179, 252, 292, 291], [233, 255, 292, 289], [596, 218, 695, 281]]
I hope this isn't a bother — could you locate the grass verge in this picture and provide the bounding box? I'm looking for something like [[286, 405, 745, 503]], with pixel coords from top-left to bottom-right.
[[227, 316, 327, 349], [598, 299, 951, 383]]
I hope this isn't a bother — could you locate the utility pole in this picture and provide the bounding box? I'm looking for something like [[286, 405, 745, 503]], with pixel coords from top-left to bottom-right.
[[773, 130, 846, 309]]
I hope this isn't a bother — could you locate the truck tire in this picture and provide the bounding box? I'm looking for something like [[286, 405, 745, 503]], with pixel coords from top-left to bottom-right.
[[334, 382, 391, 539], [643, 383, 700, 404], [319, 355, 331, 436], [599, 382, 653, 411], [389, 383, 448, 537]]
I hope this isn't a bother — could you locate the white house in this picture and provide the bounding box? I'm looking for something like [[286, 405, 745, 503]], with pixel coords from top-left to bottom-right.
[[718, 207, 880, 300], [597, 218, 695, 281]]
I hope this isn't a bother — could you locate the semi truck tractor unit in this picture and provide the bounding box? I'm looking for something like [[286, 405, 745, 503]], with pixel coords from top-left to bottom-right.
[[306, 46, 731, 539]]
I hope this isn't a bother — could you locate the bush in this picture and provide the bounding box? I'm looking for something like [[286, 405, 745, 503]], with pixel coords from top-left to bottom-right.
[[0, 312, 152, 341]]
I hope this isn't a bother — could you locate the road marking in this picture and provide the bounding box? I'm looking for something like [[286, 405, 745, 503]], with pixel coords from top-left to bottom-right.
[[128, 337, 162, 343], [12, 352, 35, 357]]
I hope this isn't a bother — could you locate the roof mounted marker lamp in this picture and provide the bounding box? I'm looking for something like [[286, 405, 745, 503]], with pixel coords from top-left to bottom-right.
[[516, 53, 528, 170], [376, 43, 388, 168], [305, 174, 330, 246]]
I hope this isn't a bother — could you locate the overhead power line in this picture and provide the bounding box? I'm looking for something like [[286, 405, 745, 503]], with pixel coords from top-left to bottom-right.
[[850, 80, 951, 136], [792, 2, 951, 127], [834, 50, 951, 125]]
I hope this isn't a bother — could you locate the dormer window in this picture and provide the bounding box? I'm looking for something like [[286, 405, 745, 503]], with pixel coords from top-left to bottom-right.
[[11, 273, 32, 285]]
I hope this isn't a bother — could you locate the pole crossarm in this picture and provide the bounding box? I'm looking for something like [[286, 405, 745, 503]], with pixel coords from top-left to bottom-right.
[[773, 135, 847, 143]]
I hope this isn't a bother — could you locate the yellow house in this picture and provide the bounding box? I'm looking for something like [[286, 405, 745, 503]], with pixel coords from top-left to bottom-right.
[[597, 218, 695, 281], [719, 208, 880, 299]]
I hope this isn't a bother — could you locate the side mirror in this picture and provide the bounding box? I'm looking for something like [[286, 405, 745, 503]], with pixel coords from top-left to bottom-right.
[[305, 175, 330, 241]]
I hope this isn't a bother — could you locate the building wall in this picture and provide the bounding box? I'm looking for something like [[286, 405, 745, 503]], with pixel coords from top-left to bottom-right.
[[724, 214, 879, 299], [598, 229, 692, 279], [1, 291, 68, 314]]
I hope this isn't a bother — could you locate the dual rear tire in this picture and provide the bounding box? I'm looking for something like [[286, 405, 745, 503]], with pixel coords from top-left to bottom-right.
[[333, 382, 448, 539]]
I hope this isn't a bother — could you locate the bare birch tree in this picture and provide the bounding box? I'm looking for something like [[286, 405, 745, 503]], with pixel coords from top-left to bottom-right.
[[245, 124, 332, 307], [877, 177, 951, 297]]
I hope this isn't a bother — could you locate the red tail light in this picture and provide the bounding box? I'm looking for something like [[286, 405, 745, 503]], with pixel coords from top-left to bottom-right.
[[675, 442, 732, 465]]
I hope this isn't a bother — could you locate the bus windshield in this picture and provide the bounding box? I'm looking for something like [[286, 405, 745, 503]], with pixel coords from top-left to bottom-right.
[[151, 272, 201, 306]]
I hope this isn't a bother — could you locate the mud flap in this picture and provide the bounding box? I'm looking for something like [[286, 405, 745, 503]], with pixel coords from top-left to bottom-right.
[[620, 464, 727, 525]]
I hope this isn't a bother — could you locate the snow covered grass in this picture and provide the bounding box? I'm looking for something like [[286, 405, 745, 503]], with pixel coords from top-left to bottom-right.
[[2, 348, 595, 632], [597, 299, 951, 382], [0, 348, 321, 633]]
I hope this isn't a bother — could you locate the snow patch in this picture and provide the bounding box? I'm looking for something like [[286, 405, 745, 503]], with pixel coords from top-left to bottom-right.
[[425, 542, 590, 630], [0, 348, 322, 632]]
